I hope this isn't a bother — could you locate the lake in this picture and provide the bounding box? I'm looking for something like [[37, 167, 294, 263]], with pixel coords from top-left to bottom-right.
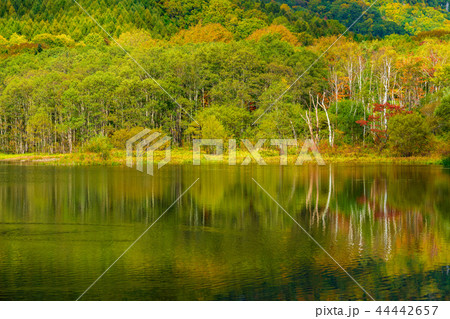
[[0, 164, 448, 300]]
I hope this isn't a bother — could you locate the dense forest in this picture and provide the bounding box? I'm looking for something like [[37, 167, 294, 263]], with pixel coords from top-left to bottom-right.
[[0, 0, 449, 157]]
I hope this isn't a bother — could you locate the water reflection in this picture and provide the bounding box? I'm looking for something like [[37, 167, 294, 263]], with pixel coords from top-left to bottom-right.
[[0, 164, 448, 300]]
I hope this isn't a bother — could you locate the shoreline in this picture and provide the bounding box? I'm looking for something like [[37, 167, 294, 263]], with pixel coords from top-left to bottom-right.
[[0, 150, 445, 166]]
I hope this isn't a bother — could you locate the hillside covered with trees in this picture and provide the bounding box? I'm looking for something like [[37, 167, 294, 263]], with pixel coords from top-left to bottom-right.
[[0, 0, 449, 158]]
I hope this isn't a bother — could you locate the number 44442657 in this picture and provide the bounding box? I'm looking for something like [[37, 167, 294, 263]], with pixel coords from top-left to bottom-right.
[[376, 306, 438, 316]]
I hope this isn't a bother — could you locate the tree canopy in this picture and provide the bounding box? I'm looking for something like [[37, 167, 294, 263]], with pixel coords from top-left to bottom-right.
[[0, 0, 449, 156]]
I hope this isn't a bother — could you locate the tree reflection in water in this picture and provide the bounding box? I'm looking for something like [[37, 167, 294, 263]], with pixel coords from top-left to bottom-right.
[[0, 164, 448, 300]]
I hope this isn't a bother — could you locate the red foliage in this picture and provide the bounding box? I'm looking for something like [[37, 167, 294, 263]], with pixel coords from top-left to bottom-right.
[[355, 119, 368, 126], [245, 101, 256, 112], [356, 103, 412, 143]]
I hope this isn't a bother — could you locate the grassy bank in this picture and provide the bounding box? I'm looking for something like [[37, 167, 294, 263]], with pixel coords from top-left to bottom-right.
[[0, 148, 446, 166]]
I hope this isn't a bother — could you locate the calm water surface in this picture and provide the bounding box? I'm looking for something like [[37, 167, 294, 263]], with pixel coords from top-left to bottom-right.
[[0, 164, 448, 300]]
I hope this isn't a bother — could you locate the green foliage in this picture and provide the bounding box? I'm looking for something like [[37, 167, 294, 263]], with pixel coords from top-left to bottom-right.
[[83, 33, 105, 47], [32, 34, 75, 48], [82, 135, 112, 160], [110, 127, 148, 150], [388, 113, 431, 156], [202, 115, 228, 140], [204, 0, 235, 26], [0, 0, 417, 42], [435, 92, 450, 134], [26, 108, 52, 153], [380, 2, 449, 35], [442, 156, 450, 167], [0, 0, 449, 157], [186, 114, 228, 140], [329, 100, 364, 144], [254, 32, 296, 61], [235, 18, 268, 39]]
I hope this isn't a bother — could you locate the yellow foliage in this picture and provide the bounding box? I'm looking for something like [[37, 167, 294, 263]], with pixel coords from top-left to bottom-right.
[[310, 35, 342, 53], [444, 20, 450, 31], [117, 30, 159, 49], [9, 33, 27, 45], [280, 3, 291, 13], [0, 35, 8, 46], [310, 36, 361, 65], [171, 23, 233, 44], [381, 2, 449, 35], [247, 24, 299, 46], [32, 33, 75, 47]]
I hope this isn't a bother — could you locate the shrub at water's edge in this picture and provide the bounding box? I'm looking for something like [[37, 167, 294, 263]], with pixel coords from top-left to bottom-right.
[[388, 113, 430, 157], [81, 136, 112, 160]]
